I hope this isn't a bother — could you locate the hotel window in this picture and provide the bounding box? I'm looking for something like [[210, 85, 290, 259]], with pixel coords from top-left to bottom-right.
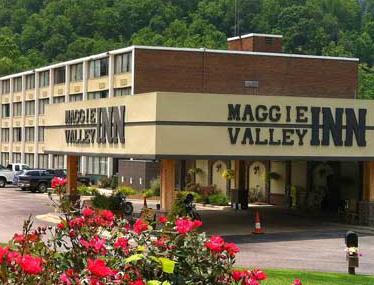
[[12, 152, 21, 163], [12, 102, 22, 117], [25, 153, 34, 168], [12, 128, 22, 142], [25, 127, 35, 142], [86, 156, 107, 176], [1, 128, 9, 142], [25, 74, 35, 90], [25, 100, 35, 116], [1, 152, 9, 166], [87, 90, 108, 101], [69, 93, 83, 102], [38, 154, 48, 169], [54, 67, 66, 84], [39, 71, 49, 88], [115, 52, 132, 74], [38, 98, 49, 115], [89, 58, 108, 78], [13, 77, 22, 92], [1, 80, 10, 94], [38, 126, 45, 142], [114, 87, 131, 97], [53, 96, 65, 104], [52, 154, 64, 169], [1, 104, 10, 118], [70, 63, 83, 82]]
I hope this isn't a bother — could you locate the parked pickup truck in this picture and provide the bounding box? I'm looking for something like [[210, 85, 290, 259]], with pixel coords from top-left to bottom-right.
[[0, 163, 30, 187], [18, 169, 91, 192]]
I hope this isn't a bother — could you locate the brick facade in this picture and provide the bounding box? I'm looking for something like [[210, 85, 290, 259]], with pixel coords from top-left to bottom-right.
[[134, 49, 357, 99], [228, 35, 283, 53]]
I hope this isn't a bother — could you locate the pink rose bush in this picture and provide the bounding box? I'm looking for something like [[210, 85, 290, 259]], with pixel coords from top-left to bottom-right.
[[0, 182, 301, 284]]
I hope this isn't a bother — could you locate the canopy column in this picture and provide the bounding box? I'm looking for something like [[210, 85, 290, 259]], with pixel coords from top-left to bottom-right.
[[160, 159, 176, 212], [359, 161, 374, 225], [66, 155, 79, 200]]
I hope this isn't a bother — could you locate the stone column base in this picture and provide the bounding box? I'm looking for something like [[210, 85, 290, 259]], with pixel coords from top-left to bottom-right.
[[358, 201, 374, 226]]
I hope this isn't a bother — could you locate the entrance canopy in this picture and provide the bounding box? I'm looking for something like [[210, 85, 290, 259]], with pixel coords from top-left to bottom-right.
[[45, 92, 374, 160]]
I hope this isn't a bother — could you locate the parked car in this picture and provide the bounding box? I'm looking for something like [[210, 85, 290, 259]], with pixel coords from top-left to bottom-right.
[[0, 163, 31, 187], [17, 169, 55, 192]]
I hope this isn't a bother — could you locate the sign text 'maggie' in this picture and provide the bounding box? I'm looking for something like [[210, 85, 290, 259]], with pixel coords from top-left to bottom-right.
[[65, 106, 125, 144], [227, 104, 367, 147]]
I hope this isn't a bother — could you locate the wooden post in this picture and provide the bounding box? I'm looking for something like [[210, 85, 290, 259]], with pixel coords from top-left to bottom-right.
[[66, 155, 79, 199], [160, 159, 176, 212], [363, 161, 374, 202]]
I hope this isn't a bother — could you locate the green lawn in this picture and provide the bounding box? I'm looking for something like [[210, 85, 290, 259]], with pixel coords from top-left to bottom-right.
[[262, 268, 374, 285]]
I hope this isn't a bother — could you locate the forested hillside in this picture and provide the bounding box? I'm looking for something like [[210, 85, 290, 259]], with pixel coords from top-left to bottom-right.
[[1, 0, 374, 98]]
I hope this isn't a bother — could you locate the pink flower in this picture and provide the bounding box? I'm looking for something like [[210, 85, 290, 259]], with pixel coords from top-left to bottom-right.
[[205, 235, 225, 252], [69, 217, 85, 228], [133, 219, 148, 234], [51, 177, 67, 189], [60, 272, 72, 285], [159, 216, 168, 224], [175, 218, 194, 234], [192, 219, 203, 229], [13, 233, 25, 243], [251, 269, 267, 281], [82, 207, 95, 218], [293, 279, 302, 285], [6, 251, 21, 264], [19, 255, 43, 275], [87, 258, 115, 278], [57, 222, 65, 230], [114, 237, 129, 250], [101, 210, 114, 223], [224, 242, 240, 256], [232, 270, 244, 281], [0, 246, 8, 261]]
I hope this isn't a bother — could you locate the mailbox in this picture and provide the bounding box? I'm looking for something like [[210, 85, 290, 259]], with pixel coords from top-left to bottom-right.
[[345, 231, 359, 274]]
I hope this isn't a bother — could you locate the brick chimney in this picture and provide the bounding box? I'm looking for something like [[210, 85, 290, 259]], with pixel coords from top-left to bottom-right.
[[227, 33, 283, 53]]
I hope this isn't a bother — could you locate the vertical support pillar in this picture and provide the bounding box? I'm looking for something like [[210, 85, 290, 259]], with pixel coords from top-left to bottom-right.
[[160, 159, 176, 212], [359, 161, 374, 225], [66, 155, 79, 198]]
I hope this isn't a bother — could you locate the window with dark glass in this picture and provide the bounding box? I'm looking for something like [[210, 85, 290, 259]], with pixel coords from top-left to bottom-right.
[[38, 126, 45, 142], [12, 152, 21, 163], [38, 154, 48, 169], [89, 58, 108, 78], [1, 80, 10, 94], [2, 104, 10, 118], [115, 52, 132, 74], [52, 154, 64, 169], [54, 67, 66, 84], [70, 63, 83, 82], [25, 100, 35, 116], [1, 152, 9, 166], [87, 90, 108, 100], [13, 77, 22, 92], [25, 74, 35, 90], [53, 96, 65, 104], [12, 102, 22, 117], [114, 87, 131, 97], [69, 93, 83, 102], [39, 71, 50, 88], [38, 98, 49, 115], [25, 153, 34, 168], [25, 127, 34, 142], [1, 128, 9, 142], [12, 128, 22, 142]]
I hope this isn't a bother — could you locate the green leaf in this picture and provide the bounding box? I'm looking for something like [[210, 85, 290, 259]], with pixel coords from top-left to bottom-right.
[[125, 254, 144, 264], [159, 257, 176, 274]]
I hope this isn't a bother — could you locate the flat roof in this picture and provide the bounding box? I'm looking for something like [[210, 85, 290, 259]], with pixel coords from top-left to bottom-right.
[[0, 45, 359, 80], [227, 33, 283, 41]]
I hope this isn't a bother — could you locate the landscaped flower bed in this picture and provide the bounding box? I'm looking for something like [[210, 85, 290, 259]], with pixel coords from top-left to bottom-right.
[[0, 177, 300, 285]]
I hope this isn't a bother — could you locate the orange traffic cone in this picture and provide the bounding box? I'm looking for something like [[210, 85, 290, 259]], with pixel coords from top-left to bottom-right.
[[253, 210, 264, 234]]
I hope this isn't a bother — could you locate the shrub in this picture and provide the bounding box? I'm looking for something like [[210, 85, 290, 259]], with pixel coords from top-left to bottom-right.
[[110, 174, 119, 189], [208, 193, 229, 206], [77, 185, 98, 196], [98, 176, 111, 188], [143, 188, 155, 198], [149, 177, 160, 196], [117, 185, 137, 196]]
